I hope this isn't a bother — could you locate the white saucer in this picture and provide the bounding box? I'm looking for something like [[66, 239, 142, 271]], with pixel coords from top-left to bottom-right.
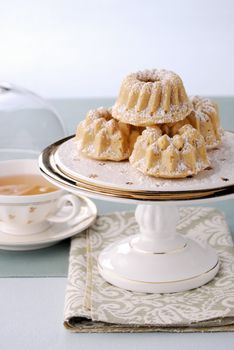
[[0, 196, 97, 251]]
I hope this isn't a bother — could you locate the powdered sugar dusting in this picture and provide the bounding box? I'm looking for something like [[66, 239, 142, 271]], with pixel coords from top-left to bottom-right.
[[112, 102, 192, 125]]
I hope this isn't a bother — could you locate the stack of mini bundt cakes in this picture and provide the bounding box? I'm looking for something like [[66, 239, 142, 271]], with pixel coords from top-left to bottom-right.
[[75, 69, 222, 179]]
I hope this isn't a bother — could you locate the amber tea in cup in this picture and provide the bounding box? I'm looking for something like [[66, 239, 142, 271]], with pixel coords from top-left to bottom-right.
[[0, 174, 58, 196], [0, 159, 81, 235]]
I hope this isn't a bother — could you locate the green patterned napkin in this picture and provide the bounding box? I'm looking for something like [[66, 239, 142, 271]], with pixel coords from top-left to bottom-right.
[[64, 208, 234, 333]]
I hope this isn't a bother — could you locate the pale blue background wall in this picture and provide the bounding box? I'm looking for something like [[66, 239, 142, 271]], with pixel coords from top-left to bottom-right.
[[0, 0, 233, 98]]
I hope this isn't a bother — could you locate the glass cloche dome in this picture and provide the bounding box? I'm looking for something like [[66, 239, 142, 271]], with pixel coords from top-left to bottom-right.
[[0, 83, 66, 160]]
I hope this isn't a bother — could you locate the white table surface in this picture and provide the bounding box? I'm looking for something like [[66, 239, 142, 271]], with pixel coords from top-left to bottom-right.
[[1, 98, 234, 349]]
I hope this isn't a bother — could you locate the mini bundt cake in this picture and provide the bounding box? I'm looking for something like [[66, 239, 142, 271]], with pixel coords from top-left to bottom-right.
[[160, 117, 191, 137], [160, 97, 222, 149], [75, 107, 140, 161], [187, 96, 222, 149], [129, 124, 210, 178], [112, 69, 193, 126]]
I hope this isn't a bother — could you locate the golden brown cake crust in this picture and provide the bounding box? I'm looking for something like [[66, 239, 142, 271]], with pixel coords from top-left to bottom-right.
[[112, 69, 193, 126], [75, 107, 140, 161]]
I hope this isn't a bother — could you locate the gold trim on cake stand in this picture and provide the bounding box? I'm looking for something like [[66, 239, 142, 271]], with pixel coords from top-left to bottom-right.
[[39, 134, 234, 293]]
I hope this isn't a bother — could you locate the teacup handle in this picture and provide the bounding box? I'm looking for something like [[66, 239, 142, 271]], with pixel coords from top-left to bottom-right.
[[47, 194, 81, 224]]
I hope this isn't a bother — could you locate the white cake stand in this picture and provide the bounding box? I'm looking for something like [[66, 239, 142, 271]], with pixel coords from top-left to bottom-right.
[[39, 132, 234, 293]]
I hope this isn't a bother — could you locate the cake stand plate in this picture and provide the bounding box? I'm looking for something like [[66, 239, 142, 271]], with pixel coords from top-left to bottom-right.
[[39, 133, 234, 293], [54, 132, 234, 197]]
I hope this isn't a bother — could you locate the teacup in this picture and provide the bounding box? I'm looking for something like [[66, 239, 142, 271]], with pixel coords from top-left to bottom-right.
[[0, 159, 81, 235]]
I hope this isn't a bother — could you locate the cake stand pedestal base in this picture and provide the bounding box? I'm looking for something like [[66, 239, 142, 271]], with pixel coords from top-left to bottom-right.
[[98, 204, 219, 293]]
